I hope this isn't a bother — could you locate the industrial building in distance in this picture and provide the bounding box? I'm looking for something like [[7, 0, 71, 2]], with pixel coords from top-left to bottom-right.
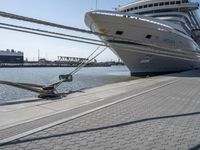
[[0, 49, 24, 64]]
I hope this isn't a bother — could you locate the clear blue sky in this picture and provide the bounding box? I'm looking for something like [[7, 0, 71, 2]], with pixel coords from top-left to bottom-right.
[[0, 0, 199, 61]]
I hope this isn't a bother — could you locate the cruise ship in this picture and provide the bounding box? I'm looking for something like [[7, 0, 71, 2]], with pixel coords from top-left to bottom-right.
[[0, 49, 24, 64], [85, 0, 200, 76]]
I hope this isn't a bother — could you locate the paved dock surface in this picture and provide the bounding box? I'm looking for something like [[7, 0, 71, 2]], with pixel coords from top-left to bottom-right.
[[0, 70, 200, 149]]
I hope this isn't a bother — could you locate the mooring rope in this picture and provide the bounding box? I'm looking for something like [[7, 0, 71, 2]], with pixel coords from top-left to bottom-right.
[[0, 25, 106, 47], [0, 22, 103, 43], [0, 11, 108, 37], [69, 46, 101, 75], [51, 47, 107, 89], [71, 47, 107, 75]]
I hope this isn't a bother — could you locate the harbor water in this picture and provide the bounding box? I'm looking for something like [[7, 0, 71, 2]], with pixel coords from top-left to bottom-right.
[[0, 66, 130, 102]]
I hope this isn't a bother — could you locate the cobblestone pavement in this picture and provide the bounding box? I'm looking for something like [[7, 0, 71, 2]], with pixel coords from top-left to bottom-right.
[[1, 75, 200, 149]]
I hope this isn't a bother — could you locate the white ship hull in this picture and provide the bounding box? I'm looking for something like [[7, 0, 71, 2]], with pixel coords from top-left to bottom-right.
[[85, 11, 200, 76], [111, 46, 198, 76]]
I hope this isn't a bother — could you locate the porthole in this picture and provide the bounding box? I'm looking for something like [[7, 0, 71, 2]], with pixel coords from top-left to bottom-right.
[[116, 31, 124, 35], [170, 1, 175, 4], [159, 2, 164, 6], [146, 35, 152, 39]]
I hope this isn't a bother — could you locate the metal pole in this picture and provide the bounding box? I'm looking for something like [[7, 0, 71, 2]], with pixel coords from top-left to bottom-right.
[[38, 49, 40, 61]]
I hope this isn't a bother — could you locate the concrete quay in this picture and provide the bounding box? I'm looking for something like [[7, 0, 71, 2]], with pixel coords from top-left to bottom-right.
[[0, 70, 200, 149]]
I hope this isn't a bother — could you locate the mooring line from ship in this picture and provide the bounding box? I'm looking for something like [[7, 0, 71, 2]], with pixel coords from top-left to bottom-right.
[[38, 46, 100, 86], [0, 25, 106, 47], [42, 46, 101, 88], [0, 22, 103, 44], [51, 47, 107, 89], [49, 47, 102, 89], [0, 11, 112, 38], [69, 46, 101, 75], [71, 47, 107, 75]]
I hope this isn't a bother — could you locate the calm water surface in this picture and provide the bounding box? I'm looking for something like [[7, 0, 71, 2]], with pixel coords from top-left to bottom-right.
[[0, 66, 130, 102]]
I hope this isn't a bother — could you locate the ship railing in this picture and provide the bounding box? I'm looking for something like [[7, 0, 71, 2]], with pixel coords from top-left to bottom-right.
[[91, 10, 172, 29]]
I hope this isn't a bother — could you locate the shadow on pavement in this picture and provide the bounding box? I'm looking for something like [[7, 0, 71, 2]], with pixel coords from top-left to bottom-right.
[[1, 111, 200, 147], [190, 144, 200, 150]]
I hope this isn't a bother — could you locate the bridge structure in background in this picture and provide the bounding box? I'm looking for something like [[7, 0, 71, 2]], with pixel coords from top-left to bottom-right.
[[57, 56, 96, 63], [57, 56, 88, 63]]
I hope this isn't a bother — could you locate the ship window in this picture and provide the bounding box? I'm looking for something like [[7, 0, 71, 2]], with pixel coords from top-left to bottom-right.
[[154, 8, 177, 13], [127, 9, 130, 12], [146, 35, 152, 39], [135, 7, 138, 10], [165, 2, 170, 5], [139, 6, 143, 9], [149, 4, 153, 7], [139, 10, 154, 14], [130, 8, 134, 11], [144, 5, 147, 8], [159, 2, 164, 6], [154, 3, 159, 6], [182, 0, 188, 3], [176, 1, 181, 4], [116, 31, 123, 35], [170, 1, 175, 5]]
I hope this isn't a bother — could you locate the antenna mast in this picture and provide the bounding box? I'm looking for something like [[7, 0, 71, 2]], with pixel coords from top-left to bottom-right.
[[96, 0, 98, 9], [38, 49, 40, 61]]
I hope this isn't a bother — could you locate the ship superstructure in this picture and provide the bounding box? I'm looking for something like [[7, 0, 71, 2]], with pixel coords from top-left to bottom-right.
[[85, 0, 200, 76]]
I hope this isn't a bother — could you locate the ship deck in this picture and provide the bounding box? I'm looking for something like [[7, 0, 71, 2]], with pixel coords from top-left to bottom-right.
[[0, 70, 200, 149]]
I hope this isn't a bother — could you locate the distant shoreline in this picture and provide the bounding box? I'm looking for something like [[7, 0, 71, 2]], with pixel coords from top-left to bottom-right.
[[0, 65, 111, 68], [0, 62, 124, 68], [0, 64, 125, 68]]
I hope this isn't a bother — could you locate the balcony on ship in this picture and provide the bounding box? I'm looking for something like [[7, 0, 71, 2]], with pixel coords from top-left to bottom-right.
[[118, 0, 199, 14]]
